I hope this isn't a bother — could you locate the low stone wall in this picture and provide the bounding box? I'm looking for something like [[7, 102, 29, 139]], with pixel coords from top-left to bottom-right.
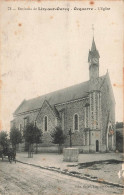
[[17, 144, 111, 153], [100, 144, 107, 152], [69, 146, 89, 153], [63, 148, 79, 162], [17, 143, 25, 152], [35, 146, 59, 153], [81, 146, 89, 153]]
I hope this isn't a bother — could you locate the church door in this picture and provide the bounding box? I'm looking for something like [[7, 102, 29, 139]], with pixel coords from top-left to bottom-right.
[[96, 140, 99, 152]]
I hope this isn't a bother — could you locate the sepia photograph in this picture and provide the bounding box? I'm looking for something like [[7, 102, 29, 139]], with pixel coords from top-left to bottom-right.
[[0, 0, 124, 194]]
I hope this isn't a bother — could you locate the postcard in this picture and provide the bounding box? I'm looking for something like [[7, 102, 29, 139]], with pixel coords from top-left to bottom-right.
[[0, 0, 123, 194]]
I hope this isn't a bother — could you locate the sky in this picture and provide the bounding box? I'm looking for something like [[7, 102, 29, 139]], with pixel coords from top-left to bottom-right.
[[0, 0, 124, 132]]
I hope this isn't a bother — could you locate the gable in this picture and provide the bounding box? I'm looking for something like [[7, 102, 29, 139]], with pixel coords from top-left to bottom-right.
[[36, 100, 59, 121], [36, 100, 59, 131]]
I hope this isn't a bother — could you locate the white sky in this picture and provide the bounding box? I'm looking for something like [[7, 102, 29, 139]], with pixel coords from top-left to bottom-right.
[[0, 0, 124, 131]]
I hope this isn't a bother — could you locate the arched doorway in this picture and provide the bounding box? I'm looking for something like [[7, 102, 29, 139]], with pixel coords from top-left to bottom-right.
[[96, 140, 99, 152]]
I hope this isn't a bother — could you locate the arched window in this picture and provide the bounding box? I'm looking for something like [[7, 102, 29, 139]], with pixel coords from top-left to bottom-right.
[[19, 124, 22, 131], [34, 120, 37, 127], [74, 114, 79, 131], [24, 118, 27, 127], [44, 116, 48, 131]]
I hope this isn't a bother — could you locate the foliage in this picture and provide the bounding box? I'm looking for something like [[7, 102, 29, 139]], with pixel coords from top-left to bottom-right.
[[10, 127, 22, 149], [34, 124, 43, 154], [34, 125, 43, 144], [116, 122, 123, 129], [23, 123, 42, 144], [51, 126, 66, 145], [23, 122, 42, 156], [24, 123, 35, 144], [116, 131, 123, 141], [51, 126, 66, 153], [0, 131, 8, 149], [116, 131, 123, 152]]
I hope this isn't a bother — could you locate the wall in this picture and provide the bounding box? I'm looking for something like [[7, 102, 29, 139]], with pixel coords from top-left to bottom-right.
[[11, 110, 39, 130], [36, 101, 58, 146], [55, 98, 89, 146], [100, 75, 116, 151]]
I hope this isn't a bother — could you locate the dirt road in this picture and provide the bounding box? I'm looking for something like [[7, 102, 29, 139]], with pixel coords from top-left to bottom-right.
[[0, 160, 122, 195]]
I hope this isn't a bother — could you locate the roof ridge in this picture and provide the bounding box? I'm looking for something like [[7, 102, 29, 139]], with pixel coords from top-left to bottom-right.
[[26, 75, 106, 102], [14, 75, 106, 115], [26, 79, 90, 102]]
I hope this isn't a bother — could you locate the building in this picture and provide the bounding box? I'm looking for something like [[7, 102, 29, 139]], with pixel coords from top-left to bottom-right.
[[11, 37, 116, 153]]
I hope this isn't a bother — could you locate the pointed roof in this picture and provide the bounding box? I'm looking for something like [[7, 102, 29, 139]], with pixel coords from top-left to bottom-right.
[[36, 100, 60, 120], [91, 37, 97, 51], [88, 37, 100, 61], [13, 75, 106, 116]]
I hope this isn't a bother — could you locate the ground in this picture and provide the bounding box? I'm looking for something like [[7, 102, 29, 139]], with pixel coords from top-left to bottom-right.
[[0, 152, 123, 195], [16, 152, 124, 185], [0, 159, 123, 195]]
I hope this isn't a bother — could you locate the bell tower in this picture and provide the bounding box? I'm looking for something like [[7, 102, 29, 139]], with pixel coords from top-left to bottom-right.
[[88, 36, 100, 81]]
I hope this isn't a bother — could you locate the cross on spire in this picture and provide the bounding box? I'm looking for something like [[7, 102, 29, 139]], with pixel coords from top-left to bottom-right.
[[92, 24, 94, 37], [91, 24, 96, 51]]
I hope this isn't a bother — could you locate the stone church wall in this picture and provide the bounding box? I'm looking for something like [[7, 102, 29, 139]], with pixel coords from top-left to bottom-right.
[[55, 98, 88, 147], [36, 101, 58, 146], [11, 110, 39, 130], [100, 77, 115, 151]]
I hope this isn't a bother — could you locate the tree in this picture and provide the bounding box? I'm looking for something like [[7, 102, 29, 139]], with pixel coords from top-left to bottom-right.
[[0, 131, 8, 150], [51, 126, 66, 154], [116, 122, 123, 129], [10, 127, 22, 151], [116, 131, 123, 152], [34, 124, 43, 154], [23, 122, 42, 157], [0, 131, 8, 149]]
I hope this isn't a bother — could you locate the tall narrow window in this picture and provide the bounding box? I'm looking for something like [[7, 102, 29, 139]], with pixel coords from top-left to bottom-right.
[[24, 118, 27, 127], [84, 104, 90, 128], [34, 120, 37, 127], [44, 116, 48, 131], [19, 124, 22, 131], [19, 124, 23, 136], [74, 114, 79, 131]]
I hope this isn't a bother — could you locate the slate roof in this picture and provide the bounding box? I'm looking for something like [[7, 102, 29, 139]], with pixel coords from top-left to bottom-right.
[[14, 75, 106, 115], [91, 37, 97, 51]]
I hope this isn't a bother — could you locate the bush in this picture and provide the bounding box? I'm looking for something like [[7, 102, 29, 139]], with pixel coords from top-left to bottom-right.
[[116, 131, 123, 152]]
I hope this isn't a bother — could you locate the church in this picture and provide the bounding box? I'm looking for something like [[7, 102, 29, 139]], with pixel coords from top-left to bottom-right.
[[11, 37, 116, 153]]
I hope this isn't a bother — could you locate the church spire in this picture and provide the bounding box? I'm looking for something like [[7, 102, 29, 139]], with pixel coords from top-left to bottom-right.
[[88, 26, 100, 80], [91, 25, 96, 51], [91, 37, 97, 51]]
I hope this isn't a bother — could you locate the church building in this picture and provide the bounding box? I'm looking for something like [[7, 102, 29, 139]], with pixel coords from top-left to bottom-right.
[[11, 37, 116, 153]]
